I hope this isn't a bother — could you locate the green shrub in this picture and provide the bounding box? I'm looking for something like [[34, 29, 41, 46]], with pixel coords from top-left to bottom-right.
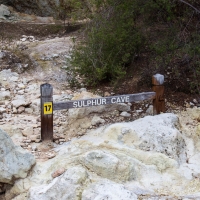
[[68, 0, 144, 86]]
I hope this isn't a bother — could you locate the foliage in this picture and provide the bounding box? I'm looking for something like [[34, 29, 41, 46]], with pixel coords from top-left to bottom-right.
[[69, 0, 144, 86], [68, 0, 200, 93]]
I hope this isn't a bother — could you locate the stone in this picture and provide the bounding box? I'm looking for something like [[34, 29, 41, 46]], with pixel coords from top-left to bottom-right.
[[104, 91, 110, 96], [0, 107, 6, 114], [28, 167, 87, 200], [0, 128, 35, 184], [17, 106, 25, 114], [29, 135, 40, 142], [91, 115, 105, 126], [11, 99, 30, 108], [82, 180, 137, 200], [22, 127, 33, 137], [79, 150, 135, 182], [120, 111, 131, 118], [12, 107, 17, 114], [0, 124, 22, 137], [51, 168, 65, 178], [0, 51, 6, 59], [0, 91, 11, 101], [0, 4, 10, 20], [18, 83, 25, 89], [146, 105, 153, 115], [25, 108, 33, 114], [4, 113, 200, 200]]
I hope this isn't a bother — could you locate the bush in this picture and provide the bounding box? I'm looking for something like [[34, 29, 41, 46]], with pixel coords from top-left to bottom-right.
[[68, 0, 200, 93], [68, 0, 144, 86]]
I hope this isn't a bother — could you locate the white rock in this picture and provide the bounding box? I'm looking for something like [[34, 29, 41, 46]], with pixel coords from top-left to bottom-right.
[[0, 107, 6, 114], [0, 4, 10, 20], [146, 105, 153, 115], [79, 150, 135, 181], [11, 99, 30, 108], [0, 91, 10, 101], [18, 83, 25, 89], [22, 127, 34, 137], [120, 111, 131, 117], [0, 129, 35, 184], [28, 166, 87, 200], [91, 116, 105, 126], [20, 38, 27, 42], [82, 180, 137, 200]]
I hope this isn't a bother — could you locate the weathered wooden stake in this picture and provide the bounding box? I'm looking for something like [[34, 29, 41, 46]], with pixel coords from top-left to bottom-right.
[[152, 74, 165, 115], [40, 83, 53, 141]]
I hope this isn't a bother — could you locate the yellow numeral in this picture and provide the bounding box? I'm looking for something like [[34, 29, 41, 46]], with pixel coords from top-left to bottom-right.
[[44, 102, 52, 115]]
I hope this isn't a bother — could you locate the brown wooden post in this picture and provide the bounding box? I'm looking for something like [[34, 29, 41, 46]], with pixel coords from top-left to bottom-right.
[[40, 83, 53, 141], [152, 74, 165, 115]]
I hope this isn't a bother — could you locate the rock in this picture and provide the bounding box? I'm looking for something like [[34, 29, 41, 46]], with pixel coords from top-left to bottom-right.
[[17, 106, 25, 114], [29, 134, 40, 142], [0, 124, 22, 137], [12, 107, 17, 114], [0, 107, 6, 113], [17, 83, 25, 89], [0, 51, 6, 59], [120, 111, 131, 118], [25, 108, 33, 114], [0, 70, 19, 88], [0, 4, 10, 20], [20, 38, 26, 42], [91, 115, 105, 126], [80, 150, 135, 182], [52, 53, 59, 58], [0, 128, 35, 184], [103, 113, 186, 163], [104, 91, 111, 96], [28, 167, 87, 200], [0, 91, 10, 100], [22, 127, 33, 137], [146, 105, 153, 115], [5, 113, 200, 199], [193, 99, 198, 104], [51, 168, 65, 178], [82, 180, 137, 200], [47, 152, 56, 159], [11, 99, 30, 108]]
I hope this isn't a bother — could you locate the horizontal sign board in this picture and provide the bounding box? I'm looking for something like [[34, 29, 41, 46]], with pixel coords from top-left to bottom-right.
[[53, 92, 155, 111]]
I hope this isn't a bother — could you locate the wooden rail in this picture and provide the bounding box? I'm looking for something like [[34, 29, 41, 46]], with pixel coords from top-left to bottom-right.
[[40, 74, 165, 142], [53, 92, 156, 110]]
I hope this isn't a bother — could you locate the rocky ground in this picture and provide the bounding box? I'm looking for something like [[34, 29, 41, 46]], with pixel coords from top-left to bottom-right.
[[1, 3, 200, 200]]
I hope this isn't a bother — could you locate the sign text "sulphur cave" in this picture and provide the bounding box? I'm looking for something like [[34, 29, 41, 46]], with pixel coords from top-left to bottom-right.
[[73, 96, 130, 108]]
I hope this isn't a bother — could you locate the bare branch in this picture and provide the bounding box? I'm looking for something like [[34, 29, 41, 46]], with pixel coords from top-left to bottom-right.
[[179, 0, 200, 13]]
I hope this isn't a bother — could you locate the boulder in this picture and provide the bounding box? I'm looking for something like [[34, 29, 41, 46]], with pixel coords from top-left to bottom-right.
[[5, 113, 200, 199], [102, 113, 187, 163], [0, 4, 10, 19], [28, 166, 87, 200], [79, 150, 135, 182], [0, 128, 35, 184], [82, 180, 137, 200]]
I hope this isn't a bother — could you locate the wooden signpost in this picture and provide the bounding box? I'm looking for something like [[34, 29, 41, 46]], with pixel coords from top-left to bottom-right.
[[40, 74, 165, 141], [152, 74, 165, 115], [40, 83, 53, 141]]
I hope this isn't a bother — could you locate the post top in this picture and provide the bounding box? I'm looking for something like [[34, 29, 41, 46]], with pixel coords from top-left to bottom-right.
[[40, 83, 53, 96], [152, 74, 164, 85], [40, 83, 53, 88]]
